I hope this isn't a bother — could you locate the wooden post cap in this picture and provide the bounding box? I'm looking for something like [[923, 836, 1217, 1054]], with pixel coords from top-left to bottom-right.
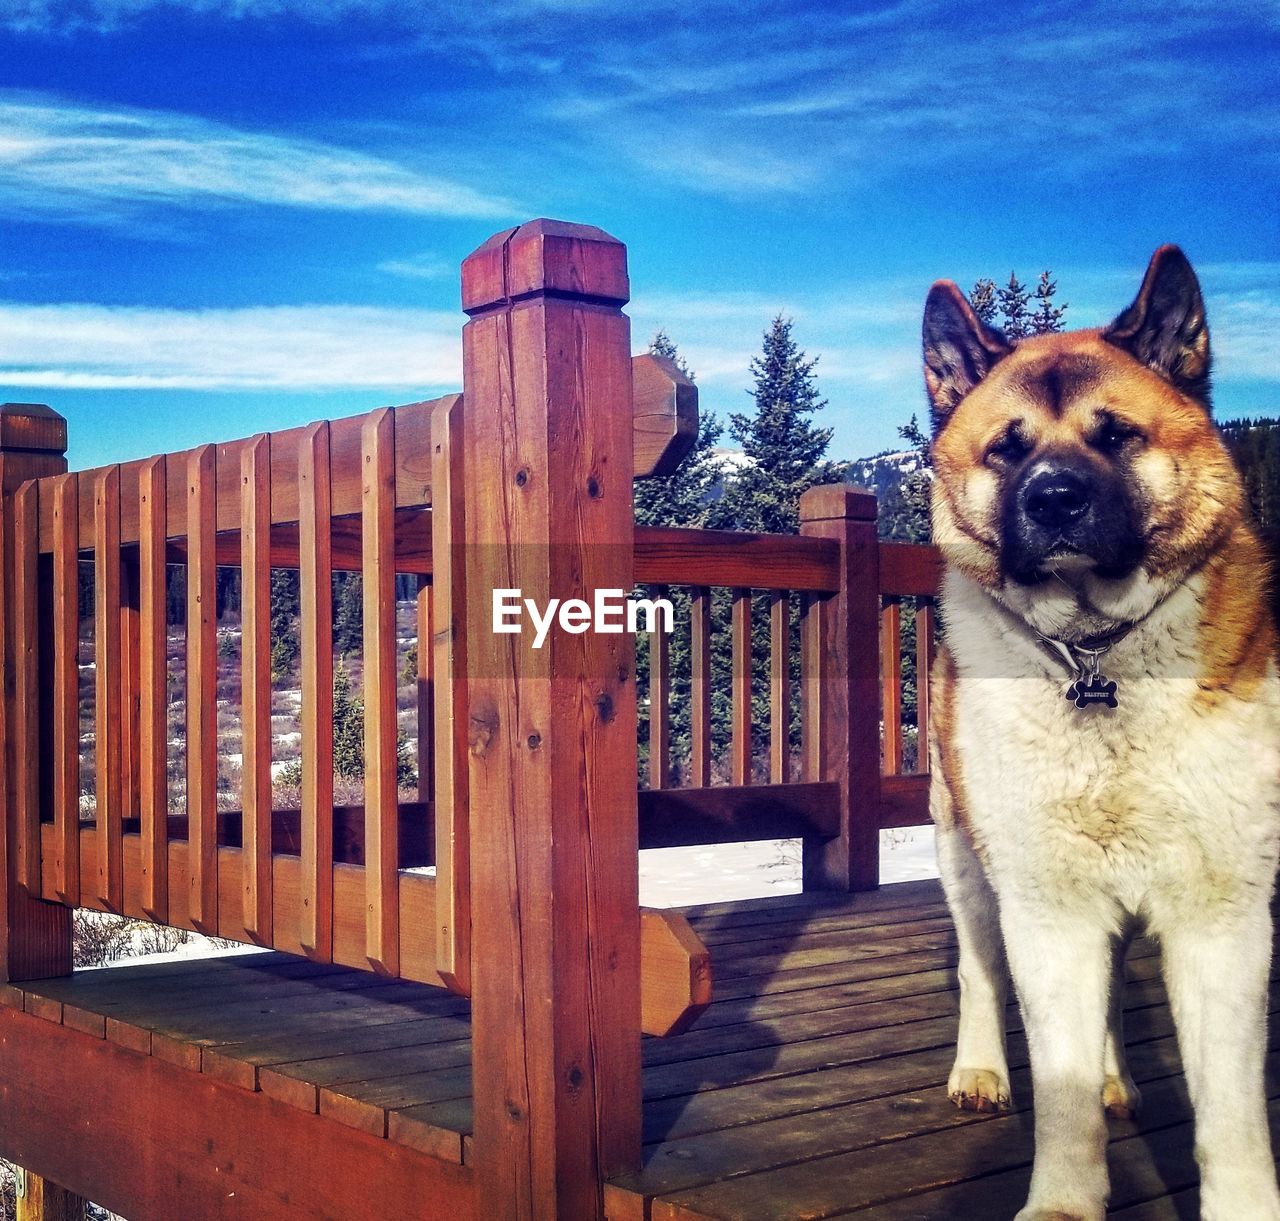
[[461, 218, 630, 315], [631, 352, 698, 479], [798, 484, 878, 523], [0, 403, 66, 455]]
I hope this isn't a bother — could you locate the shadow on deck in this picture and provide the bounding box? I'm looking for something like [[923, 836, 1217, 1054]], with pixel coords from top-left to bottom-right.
[[5, 878, 1274, 1219]]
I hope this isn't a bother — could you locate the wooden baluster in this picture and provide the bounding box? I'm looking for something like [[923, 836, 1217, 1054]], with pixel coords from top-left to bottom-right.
[[461, 220, 641, 1215], [649, 584, 670, 789], [138, 456, 168, 921], [799, 486, 881, 892], [915, 599, 934, 774], [361, 407, 398, 974], [880, 598, 903, 776], [240, 436, 272, 942], [298, 422, 333, 959], [0, 403, 73, 983], [50, 474, 79, 908], [800, 591, 818, 783], [13, 482, 40, 894], [93, 467, 123, 910], [186, 445, 218, 933], [731, 588, 752, 785], [770, 590, 791, 784], [430, 394, 468, 995], [416, 576, 433, 808], [690, 586, 711, 787]]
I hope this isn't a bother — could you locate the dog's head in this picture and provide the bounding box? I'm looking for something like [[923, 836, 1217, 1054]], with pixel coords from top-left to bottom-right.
[[923, 246, 1244, 637]]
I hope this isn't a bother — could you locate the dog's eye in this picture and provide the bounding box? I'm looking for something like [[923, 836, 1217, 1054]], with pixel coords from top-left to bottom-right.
[[985, 428, 1029, 466], [1092, 416, 1144, 455]]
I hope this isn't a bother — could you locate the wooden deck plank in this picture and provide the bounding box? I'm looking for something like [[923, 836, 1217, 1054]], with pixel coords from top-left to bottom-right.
[[692, 901, 953, 947], [638, 989, 1189, 1147], [201, 1005, 471, 1090], [643, 1018, 1280, 1217], [629, 1031, 1195, 1211], [261, 1035, 471, 1115], [641, 969, 1176, 1074], [679, 878, 949, 921], [828, 1093, 1280, 1221]]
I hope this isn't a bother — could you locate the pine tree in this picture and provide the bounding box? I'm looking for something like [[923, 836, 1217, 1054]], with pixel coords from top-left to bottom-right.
[[1030, 270, 1068, 334], [971, 270, 1066, 341], [331, 659, 365, 780], [332, 572, 363, 658], [970, 279, 998, 325], [708, 316, 839, 775], [997, 272, 1032, 339], [896, 415, 932, 544], [719, 315, 838, 535], [279, 659, 417, 789], [269, 569, 300, 682], [647, 329, 694, 379]]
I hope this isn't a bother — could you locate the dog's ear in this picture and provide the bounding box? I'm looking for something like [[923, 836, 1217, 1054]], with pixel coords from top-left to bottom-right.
[[922, 281, 1012, 430], [1104, 245, 1211, 405]]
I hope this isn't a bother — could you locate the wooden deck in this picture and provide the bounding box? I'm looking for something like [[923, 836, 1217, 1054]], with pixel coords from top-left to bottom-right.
[[3, 877, 1276, 1219]]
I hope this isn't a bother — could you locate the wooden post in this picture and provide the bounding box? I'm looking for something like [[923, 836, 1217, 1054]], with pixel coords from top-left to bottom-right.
[[0, 403, 73, 982], [15, 1168, 86, 1221], [799, 485, 881, 892], [460, 220, 642, 1219]]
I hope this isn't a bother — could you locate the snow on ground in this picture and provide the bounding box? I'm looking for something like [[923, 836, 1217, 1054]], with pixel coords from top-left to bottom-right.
[[105, 936, 263, 968], [638, 826, 939, 908]]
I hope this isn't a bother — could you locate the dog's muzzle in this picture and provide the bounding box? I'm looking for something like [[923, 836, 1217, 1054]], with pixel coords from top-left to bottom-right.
[[1002, 458, 1145, 585]]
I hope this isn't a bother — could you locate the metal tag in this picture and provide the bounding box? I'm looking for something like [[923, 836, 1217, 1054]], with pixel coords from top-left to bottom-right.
[[1066, 672, 1118, 710]]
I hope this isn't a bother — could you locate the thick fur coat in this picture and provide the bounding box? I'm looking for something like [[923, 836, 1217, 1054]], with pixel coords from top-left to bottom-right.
[[925, 247, 1280, 1221]]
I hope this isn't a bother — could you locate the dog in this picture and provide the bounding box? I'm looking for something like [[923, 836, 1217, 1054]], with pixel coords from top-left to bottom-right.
[[922, 246, 1280, 1220]]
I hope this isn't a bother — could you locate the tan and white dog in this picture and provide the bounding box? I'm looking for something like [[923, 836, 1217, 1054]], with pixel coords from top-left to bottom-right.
[[923, 246, 1280, 1220]]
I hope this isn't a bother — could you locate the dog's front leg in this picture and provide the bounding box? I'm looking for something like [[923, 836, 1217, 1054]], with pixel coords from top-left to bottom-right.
[[1003, 901, 1112, 1221], [1159, 901, 1280, 1221], [936, 822, 1011, 1110]]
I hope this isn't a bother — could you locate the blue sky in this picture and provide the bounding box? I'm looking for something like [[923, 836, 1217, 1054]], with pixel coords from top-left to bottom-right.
[[0, 0, 1277, 471]]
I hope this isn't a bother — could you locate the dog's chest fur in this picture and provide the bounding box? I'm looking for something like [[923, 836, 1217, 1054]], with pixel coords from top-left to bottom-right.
[[939, 569, 1280, 921]]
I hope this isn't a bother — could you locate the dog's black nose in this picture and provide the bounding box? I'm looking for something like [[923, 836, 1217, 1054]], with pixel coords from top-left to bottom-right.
[[1023, 469, 1091, 530]]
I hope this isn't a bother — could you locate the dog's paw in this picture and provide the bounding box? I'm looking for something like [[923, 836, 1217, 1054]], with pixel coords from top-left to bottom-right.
[[947, 1065, 1011, 1112], [1102, 1072, 1141, 1119]]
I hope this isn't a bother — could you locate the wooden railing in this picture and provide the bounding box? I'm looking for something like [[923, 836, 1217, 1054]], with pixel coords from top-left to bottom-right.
[[0, 218, 946, 1218]]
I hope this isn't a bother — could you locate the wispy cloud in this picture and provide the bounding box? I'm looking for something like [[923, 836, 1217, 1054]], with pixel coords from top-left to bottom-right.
[[0, 301, 461, 389], [0, 93, 515, 226], [3, 4, 1278, 204], [376, 252, 454, 281]]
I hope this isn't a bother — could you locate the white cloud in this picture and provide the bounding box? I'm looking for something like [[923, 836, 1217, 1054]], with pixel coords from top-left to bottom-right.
[[0, 94, 515, 224], [0, 301, 462, 390], [1209, 292, 1280, 383], [376, 253, 454, 281]]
